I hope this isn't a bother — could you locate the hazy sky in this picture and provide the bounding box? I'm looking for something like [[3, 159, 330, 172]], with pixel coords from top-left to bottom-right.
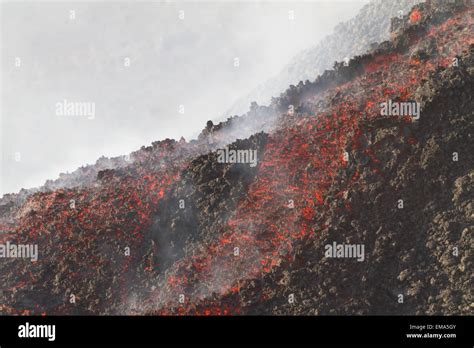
[[0, 0, 369, 195]]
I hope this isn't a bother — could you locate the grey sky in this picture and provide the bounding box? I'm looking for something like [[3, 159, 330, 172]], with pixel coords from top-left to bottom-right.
[[0, 0, 368, 195]]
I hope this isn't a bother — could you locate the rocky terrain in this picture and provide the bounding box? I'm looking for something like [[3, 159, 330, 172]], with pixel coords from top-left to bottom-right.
[[0, 0, 421, 210], [0, 0, 472, 315], [224, 0, 422, 117]]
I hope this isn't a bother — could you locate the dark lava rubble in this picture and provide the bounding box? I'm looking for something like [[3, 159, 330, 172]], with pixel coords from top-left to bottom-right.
[[0, 1, 472, 315]]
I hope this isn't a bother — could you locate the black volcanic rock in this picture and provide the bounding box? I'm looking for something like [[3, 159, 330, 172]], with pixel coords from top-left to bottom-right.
[[0, 1, 471, 316]]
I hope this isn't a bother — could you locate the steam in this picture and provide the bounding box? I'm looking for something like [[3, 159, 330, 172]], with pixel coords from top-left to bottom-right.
[[1, 0, 369, 196]]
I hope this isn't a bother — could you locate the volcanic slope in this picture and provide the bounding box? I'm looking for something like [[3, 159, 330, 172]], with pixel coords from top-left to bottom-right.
[[225, 0, 422, 117]]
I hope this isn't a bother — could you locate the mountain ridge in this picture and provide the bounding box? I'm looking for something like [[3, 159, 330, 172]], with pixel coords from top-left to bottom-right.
[[0, 0, 472, 315]]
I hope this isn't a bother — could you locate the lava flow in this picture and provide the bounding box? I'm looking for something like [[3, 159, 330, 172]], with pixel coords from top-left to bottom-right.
[[0, 1, 473, 316]]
